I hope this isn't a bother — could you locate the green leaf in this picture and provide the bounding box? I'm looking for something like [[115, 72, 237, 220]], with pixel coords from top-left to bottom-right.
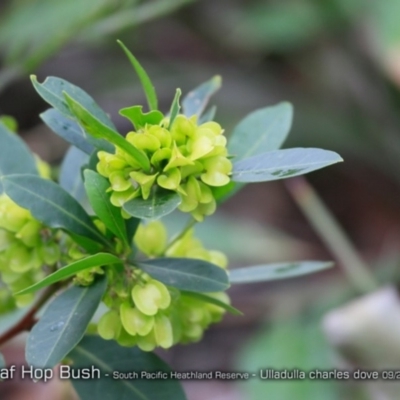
[[40, 108, 113, 154], [231, 148, 343, 183], [0, 352, 4, 368], [181, 291, 242, 315], [137, 258, 230, 292], [168, 88, 182, 129], [2, 174, 108, 247], [64, 93, 150, 172], [60, 146, 88, 202], [119, 106, 163, 130], [118, 40, 158, 111], [123, 190, 181, 220], [125, 217, 140, 244], [26, 277, 107, 368], [228, 102, 293, 161], [31, 76, 116, 130], [84, 170, 128, 244], [16, 253, 121, 295], [0, 121, 38, 192], [229, 261, 334, 284], [199, 105, 217, 124], [182, 75, 221, 117], [69, 336, 187, 400]]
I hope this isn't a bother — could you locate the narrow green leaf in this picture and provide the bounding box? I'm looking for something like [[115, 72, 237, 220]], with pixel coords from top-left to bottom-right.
[[64, 93, 150, 172], [168, 88, 181, 129], [69, 336, 187, 400], [229, 261, 334, 284], [0, 352, 5, 368], [228, 102, 293, 161], [117, 40, 158, 111], [119, 106, 163, 130], [40, 108, 113, 154], [16, 253, 121, 295], [123, 190, 181, 220], [60, 146, 88, 202], [181, 291, 243, 315], [26, 277, 107, 368], [232, 148, 343, 183], [0, 121, 38, 192], [84, 170, 128, 244], [137, 258, 230, 292], [31, 75, 117, 130], [2, 174, 107, 246], [182, 75, 221, 117]]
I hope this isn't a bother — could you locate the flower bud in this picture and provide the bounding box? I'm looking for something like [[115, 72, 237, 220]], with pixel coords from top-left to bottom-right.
[[120, 302, 154, 336], [153, 314, 173, 349], [131, 280, 171, 316], [134, 221, 167, 256], [98, 310, 122, 340]]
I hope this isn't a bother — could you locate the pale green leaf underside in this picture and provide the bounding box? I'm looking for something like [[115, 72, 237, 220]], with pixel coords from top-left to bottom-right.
[[229, 261, 334, 284], [232, 148, 343, 183]]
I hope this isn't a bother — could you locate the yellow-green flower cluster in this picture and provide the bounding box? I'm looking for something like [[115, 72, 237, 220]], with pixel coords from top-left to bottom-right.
[[97, 221, 230, 351], [0, 194, 60, 307], [97, 115, 232, 221]]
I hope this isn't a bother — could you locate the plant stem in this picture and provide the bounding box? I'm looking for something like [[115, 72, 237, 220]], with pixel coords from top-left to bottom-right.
[[0, 284, 60, 347], [163, 217, 197, 254], [285, 176, 378, 294]]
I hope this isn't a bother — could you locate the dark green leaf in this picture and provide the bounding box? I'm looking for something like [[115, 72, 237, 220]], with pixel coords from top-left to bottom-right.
[[0, 121, 38, 192], [69, 336, 187, 400], [60, 146, 88, 202], [84, 170, 128, 244], [119, 106, 163, 130], [16, 253, 121, 295], [69, 233, 104, 254], [232, 148, 343, 183], [125, 217, 140, 244], [228, 102, 293, 161], [0, 352, 4, 368], [118, 40, 158, 111], [64, 93, 150, 172], [182, 75, 221, 117], [123, 190, 181, 220], [40, 108, 113, 154], [181, 291, 242, 315], [168, 88, 181, 129], [26, 277, 107, 368], [2, 174, 107, 246], [229, 261, 333, 284], [31, 76, 116, 130], [137, 258, 230, 292]]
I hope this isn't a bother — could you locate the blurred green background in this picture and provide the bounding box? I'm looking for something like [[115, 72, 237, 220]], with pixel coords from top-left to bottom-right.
[[2, 0, 400, 399]]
